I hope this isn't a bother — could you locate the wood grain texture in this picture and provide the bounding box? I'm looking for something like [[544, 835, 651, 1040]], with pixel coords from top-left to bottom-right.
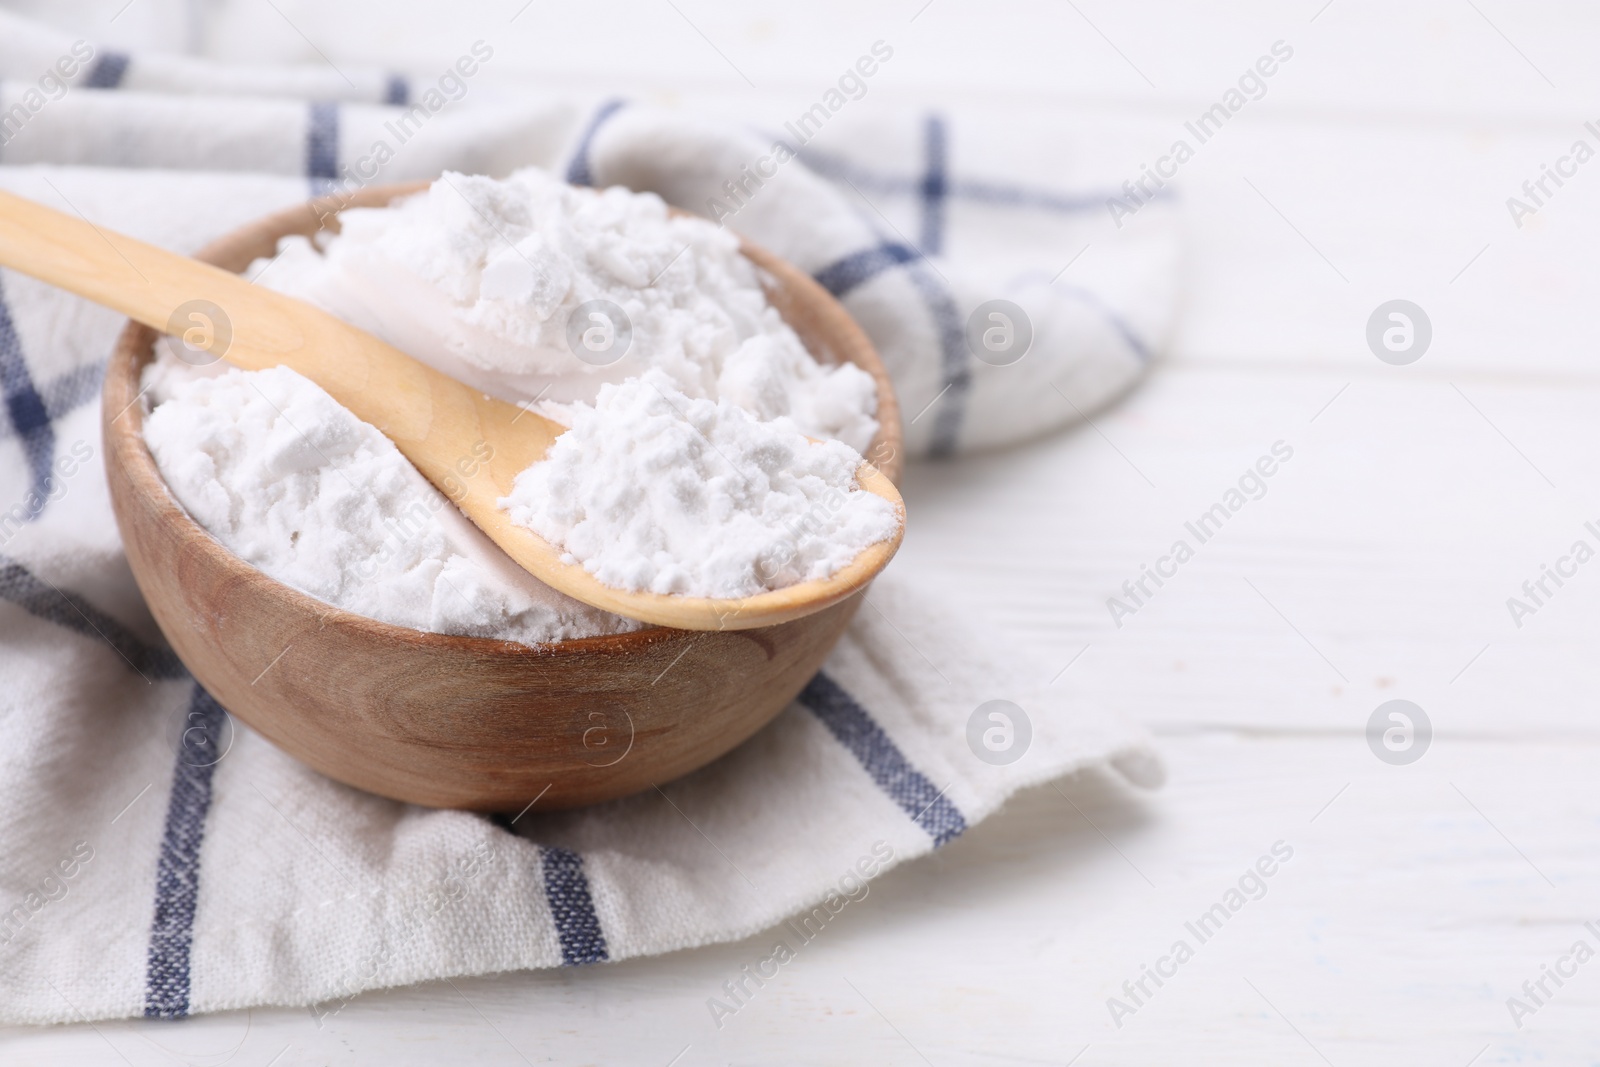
[[0, 186, 902, 630], [98, 183, 904, 811]]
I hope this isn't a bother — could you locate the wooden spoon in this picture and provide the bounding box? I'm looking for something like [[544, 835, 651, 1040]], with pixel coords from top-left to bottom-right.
[[0, 187, 904, 631]]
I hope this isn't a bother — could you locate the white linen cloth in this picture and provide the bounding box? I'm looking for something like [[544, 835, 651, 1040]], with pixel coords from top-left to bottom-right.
[[0, 10, 1174, 1022]]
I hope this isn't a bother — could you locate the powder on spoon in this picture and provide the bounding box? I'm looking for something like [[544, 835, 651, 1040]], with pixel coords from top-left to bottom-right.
[[257, 168, 881, 452], [499, 371, 900, 599]]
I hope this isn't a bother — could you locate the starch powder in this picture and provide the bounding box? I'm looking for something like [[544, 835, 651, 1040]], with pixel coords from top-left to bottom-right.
[[143, 365, 639, 644], [256, 168, 881, 452], [144, 168, 895, 639], [500, 371, 900, 598]]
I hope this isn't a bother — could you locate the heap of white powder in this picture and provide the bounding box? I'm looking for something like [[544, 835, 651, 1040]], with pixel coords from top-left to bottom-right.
[[259, 168, 880, 452], [143, 168, 896, 642], [144, 365, 639, 644], [502, 371, 899, 598]]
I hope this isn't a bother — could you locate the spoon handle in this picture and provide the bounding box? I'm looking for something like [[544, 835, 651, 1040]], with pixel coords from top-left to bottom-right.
[[0, 186, 556, 500], [0, 188, 513, 437]]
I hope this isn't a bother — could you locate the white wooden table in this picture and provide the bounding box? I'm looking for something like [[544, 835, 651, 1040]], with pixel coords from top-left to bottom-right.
[[6, 0, 1600, 1061]]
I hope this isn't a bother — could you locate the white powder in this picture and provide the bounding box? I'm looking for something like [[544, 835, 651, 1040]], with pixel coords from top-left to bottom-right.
[[500, 372, 900, 598], [143, 365, 639, 644], [142, 167, 892, 640], [256, 168, 880, 452]]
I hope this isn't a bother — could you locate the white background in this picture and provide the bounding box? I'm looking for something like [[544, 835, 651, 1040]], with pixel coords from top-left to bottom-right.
[[5, 0, 1600, 1062]]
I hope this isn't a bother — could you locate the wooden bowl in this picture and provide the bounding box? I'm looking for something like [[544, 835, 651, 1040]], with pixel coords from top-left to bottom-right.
[[101, 182, 902, 811]]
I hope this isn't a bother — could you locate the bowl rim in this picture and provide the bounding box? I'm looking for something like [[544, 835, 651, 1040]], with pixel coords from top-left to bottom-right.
[[103, 180, 903, 658]]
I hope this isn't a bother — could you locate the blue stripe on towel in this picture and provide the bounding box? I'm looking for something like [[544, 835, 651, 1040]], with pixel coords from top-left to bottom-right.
[[541, 846, 608, 965], [813, 242, 920, 299], [919, 114, 948, 256], [1061, 285, 1153, 363], [83, 52, 131, 89], [903, 261, 970, 458], [799, 671, 968, 847], [0, 361, 104, 445], [810, 240, 970, 455], [565, 99, 627, 188], [384, 74, 410, 107], [0, 554, 189, 679], [36, 360, 105, 424], [144, 685, 227, 1018], [991, 277, 1150, 365], [786, 141, 1122, 215], [0, 278, 55, 519], [307, 101, 340, 192]]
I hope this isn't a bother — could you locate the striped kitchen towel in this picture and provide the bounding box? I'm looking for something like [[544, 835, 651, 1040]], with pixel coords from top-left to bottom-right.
[[0, 11, 1169, 1023], [0, 8, 1181, 458]]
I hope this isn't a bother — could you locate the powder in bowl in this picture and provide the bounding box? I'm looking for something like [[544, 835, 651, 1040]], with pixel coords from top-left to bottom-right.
[[255, 168, 881, 452], [143, 364, 638, 644], [142, 167, 894, 638]]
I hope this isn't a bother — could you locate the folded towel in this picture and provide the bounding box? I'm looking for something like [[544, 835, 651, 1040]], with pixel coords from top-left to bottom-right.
[[0, 12, 1171, 1023]]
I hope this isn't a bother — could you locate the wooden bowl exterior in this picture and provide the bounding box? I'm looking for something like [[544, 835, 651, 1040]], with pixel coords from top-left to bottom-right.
[[101, 183, 902, 811]]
